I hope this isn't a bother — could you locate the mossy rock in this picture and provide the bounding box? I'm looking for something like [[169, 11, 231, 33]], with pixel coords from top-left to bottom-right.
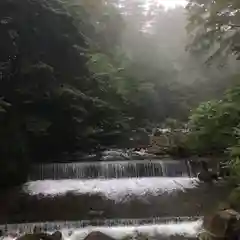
[[228, 187, 240, 210], [200, 209, 240, 240]]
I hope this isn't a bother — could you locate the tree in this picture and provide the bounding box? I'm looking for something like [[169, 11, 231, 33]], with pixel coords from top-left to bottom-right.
[[0, 0, 128, 187], [187, 0, 240, 63], [188, 83, 240, 155]]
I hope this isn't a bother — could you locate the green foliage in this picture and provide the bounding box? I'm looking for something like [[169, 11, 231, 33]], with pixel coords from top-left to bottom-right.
[[229, 126, 240, 157], [187, 0, 240, 210], [0, 0, 129, 187], [163, 118, 185, 131], [1, 0, 239, 188], [229, 158, 240, 183], [188, 83, 240, 155], [228, 187, 240, 210], [187, 0, 240, 63]]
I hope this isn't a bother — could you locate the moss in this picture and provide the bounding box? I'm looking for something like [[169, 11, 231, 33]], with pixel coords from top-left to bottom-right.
[[228, 187, 240, 211]]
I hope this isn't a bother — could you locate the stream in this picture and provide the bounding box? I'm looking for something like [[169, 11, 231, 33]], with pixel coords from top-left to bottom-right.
[[0, 154, 230, 240]]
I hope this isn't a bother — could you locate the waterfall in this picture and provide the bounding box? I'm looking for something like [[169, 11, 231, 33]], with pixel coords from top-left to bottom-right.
[[0, 217, 202, 234], [29, 160, 191, 180], [24, 177, 199, 201], [4, 157, 205, 240]]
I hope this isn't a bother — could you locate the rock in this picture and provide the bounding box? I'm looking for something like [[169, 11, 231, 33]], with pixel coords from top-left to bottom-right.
[[199, 209, 240, 240], [88, 210, 104, 216], [33, 226, 42, 234], [197, 170, 218, 182], [218, 163, 230, 178], [51, 231, 62, 240], [84, 231, 116, 240], [9, 232, 18, 238], [16, 231, 62, 240], [197, 170, 214, 182], [228, 187, 240, 210], [17, 233, 46, 240]]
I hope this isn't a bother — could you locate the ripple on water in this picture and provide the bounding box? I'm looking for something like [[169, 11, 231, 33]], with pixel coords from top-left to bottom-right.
[[23, 177, 199, 202]]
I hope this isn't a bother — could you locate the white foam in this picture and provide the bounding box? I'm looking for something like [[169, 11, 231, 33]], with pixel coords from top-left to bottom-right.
[[67, 221, 202, 240], [24, 177, 199, 202], [2, 220, 202, 240]]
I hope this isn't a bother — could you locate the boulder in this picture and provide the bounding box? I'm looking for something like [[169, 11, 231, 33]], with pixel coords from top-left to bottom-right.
[[197, 170, 218, 183], [228, 187, 240, 210], [218, 163, 230, 178], [197, 170, 213, 182], [51, 231, 62, 240], [199, 209, 240, 240], [83, 231, 116, 240]]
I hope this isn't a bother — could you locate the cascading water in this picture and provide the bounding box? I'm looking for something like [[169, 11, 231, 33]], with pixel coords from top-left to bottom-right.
[[0, 156, 230, 240], [1, 218, 202, 240], [29, 159, 192, 180], [1, 217, 202, 232]]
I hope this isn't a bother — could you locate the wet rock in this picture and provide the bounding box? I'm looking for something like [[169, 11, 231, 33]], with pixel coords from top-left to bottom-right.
[[33, 226, 41, 234], [89, 210, 104, 216], [67, 230, 73, 237], [197, 170, 218, 182], [51, 231, 62, 240], [197, 160, 219, 182], [197, 170, 213, 182], [218, 163, 230, 178], [84, 231, 116, 240], [16, 231, 62, 240], [9, 232, 18, 238], [199, 209, 240, 240], [228, 187, 240, 210], [17, 233, 42, 240]]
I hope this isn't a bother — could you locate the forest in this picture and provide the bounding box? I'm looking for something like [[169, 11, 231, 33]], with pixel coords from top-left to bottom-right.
[[0, 0, 239, 188]]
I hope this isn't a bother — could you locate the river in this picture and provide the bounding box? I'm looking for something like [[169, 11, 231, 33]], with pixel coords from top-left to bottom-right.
[[0, 155, 231, 240]]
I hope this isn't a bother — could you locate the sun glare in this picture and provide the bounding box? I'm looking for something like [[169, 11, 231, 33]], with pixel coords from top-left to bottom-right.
[[158, 0, 188, 9]]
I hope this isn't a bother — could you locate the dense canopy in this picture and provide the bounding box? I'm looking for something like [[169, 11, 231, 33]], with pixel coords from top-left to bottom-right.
[[0, 0, 240, 187]]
